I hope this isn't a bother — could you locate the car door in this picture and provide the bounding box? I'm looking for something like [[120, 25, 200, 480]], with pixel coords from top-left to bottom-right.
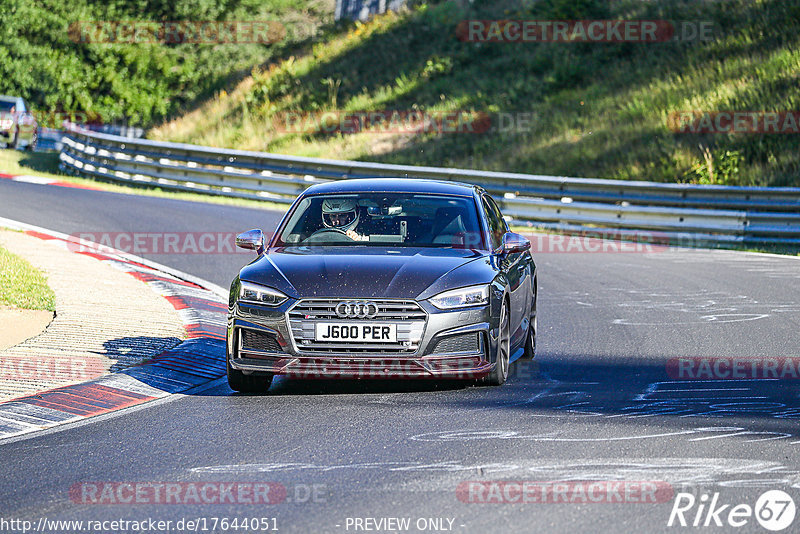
[[481, 194, 530, 349]]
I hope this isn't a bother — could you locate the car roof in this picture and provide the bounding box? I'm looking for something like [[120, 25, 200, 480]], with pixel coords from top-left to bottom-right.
[[302, 178, 478, 197], [0, 96, 20, 103]]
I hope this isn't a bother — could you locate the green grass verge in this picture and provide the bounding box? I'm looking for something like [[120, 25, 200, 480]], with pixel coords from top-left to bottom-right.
[[0, 244, 56, 311], [0, 149, 289, 212]]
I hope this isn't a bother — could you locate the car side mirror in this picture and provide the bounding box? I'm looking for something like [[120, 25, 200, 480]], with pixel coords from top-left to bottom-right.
[[501, 232, 531, 255], [236, 229, 265, 254]]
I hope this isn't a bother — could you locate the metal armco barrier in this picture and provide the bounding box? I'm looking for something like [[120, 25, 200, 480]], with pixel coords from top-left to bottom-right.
[[58, 124, 800, 247]]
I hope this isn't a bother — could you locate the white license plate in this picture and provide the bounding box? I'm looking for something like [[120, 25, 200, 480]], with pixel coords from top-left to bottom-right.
[[315, 323, 397, 343]]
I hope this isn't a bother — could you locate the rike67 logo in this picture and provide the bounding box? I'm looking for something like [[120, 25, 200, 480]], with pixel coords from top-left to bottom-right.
[[668, 490, 796, 531]]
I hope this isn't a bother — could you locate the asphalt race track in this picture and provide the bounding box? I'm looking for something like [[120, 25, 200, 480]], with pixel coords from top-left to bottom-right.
[[2, 178, 800, 533]]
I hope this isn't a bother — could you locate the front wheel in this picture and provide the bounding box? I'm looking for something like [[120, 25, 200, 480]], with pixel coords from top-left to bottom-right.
[[227, 358, 273, 393], [523, 315, 536, 359], [523, 282, 537, 359], [482, 300, 510, 386]]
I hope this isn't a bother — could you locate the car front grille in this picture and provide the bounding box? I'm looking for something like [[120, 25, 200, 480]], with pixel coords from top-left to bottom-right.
[[288, 299, 426, 355]]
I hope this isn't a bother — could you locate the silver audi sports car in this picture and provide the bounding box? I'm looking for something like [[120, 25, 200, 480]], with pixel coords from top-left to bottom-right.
[[227, 178, 537, 392]]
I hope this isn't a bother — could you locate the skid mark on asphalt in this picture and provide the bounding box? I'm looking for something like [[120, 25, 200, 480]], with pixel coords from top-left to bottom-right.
[[441, 373, 800, 445], [409, 426, 791, 443], [192, 462, 520, 475], [190, 458, 800, 491], [662, 251, 800, 280], [549, 288, 800, 325]]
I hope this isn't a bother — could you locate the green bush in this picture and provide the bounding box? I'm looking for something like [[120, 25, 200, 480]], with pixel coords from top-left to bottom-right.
[[684, 147, 743, 186], [0, 0, 332, 125]]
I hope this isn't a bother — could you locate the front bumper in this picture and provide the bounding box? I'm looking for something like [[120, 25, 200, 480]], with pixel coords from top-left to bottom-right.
[[227, 298, 494, 379]]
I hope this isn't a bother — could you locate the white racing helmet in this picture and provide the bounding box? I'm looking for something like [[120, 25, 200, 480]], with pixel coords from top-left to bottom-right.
[[321, 198, 359, 232]]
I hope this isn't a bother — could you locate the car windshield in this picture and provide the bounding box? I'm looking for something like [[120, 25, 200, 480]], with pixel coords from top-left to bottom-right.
[[276, 193, 483, 248], [0, 101, 16, 112]]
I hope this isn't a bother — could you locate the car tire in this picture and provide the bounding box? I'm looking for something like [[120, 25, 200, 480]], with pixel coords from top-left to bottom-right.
[[523, 316, 536, 359], [227, 358, 273, 393], [482, 299, 510, 386], [522, 280, 537, 359]]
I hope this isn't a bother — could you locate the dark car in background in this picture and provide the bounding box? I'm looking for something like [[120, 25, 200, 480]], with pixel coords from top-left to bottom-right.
[[226, 178, 537, 392], [0, 95, 38, 150]]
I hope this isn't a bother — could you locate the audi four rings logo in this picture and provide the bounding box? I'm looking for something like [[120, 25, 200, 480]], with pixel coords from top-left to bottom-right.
[[336, 301, 379, 319]]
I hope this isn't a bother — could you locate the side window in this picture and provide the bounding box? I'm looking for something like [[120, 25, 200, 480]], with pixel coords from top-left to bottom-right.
[[481, 195, 506, 251]]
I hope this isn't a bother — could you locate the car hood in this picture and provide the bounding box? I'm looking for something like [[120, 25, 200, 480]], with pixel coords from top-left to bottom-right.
[[239, 246, 486, 299]]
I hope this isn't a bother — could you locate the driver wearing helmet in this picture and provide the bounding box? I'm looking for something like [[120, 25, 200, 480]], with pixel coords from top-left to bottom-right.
[[321, 198, 368, 241]]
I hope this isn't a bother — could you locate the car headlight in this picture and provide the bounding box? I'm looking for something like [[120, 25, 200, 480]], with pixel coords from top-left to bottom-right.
[[429, 284, 489, 310], [238, 281, 288, 306]]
